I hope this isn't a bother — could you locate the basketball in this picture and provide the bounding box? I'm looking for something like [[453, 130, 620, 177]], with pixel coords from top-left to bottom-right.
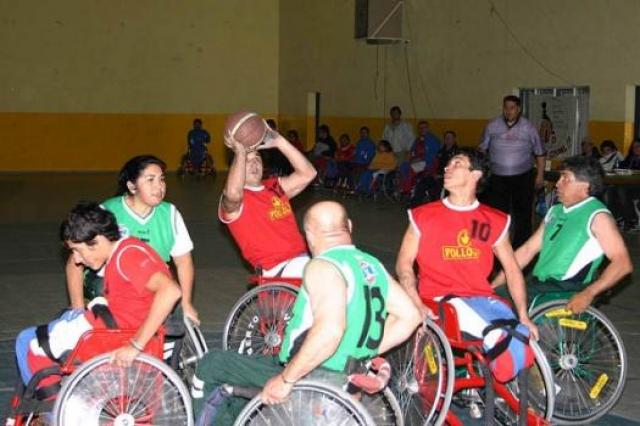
[[224, 111, 267, 149]]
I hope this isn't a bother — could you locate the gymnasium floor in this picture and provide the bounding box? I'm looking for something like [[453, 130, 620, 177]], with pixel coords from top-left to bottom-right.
[[0, 172, 638, 423]]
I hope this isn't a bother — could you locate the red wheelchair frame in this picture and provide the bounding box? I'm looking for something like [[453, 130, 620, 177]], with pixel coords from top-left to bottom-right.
[[7, 327, 165, 426], [421, 298, 551, 426]]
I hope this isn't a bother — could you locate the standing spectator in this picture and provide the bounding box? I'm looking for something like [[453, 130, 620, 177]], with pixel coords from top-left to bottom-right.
[[599, 140, 624, 173], [382, 106, 415, 163], [479, 95, 546, 248]]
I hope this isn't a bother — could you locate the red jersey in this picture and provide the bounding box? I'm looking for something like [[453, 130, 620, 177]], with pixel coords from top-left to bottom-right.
[[220, 178, 307, 269], [336, 144, 355, 162], [410, 198, 510, 299], [104, 237, 171, 329]]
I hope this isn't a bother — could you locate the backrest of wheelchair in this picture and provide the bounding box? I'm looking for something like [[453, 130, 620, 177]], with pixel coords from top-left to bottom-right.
[[60, 327, 165, 373]]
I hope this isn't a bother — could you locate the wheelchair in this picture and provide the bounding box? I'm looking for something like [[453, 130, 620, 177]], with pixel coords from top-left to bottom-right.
[[178, 146, 216, 177], [221, 276, 404, 425], [388, 299, 557, 426], [222, 273, 301, 356], [527, 291, 627, 424], [7, 327, 194, 426], [231, 358, 403, 426]]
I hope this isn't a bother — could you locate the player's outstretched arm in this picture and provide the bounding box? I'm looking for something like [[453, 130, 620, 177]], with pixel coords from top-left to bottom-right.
[[492, 221, 544, 288], [273, 131, 317, 198], [220, 134, 248, 219]]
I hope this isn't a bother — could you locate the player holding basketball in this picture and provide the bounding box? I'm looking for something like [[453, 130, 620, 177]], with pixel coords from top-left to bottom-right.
[[220, 119, 317, 278]]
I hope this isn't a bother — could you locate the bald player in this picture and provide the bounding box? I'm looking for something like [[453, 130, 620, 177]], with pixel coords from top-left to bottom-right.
[[192, 201, 421, 425]]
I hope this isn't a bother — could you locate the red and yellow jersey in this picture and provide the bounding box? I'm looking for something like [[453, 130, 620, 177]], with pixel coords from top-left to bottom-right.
[[104, 237, 171, 329], [410, 198, 510, 299], [220, 177, 307, 270]]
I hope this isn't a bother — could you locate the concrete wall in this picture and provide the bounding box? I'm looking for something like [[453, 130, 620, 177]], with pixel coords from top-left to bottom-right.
[[0, 0, 279, 171], [278, 0, 640, 150], [2, 0, 639, 171]]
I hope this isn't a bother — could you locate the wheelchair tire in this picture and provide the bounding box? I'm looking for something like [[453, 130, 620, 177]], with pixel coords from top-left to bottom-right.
[[361, 387, 404, 426], [52, 353, 193, 426], [170, 316, 209, 388], [233, 379, 375, 426], [386, 319, 454, 426], [222, 283, 299, 356], [530, 300, 627, 424]]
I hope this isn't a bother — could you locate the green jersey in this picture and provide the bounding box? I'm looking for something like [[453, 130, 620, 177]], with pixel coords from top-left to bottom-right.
[[279, 245, 390, 372], [101, 196, 193, 262], [533, 197, 609, 284]]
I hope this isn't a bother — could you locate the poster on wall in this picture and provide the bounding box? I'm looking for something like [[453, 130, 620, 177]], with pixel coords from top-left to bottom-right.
[[528, 95, 579, 160]]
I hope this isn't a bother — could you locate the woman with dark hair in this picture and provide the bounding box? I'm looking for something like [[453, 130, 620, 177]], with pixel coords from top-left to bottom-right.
[[599, 140, 624, 172], [65, 155, 199, 322]]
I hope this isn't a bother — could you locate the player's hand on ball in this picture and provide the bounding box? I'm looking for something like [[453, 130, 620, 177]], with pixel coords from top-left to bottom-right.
[[224, 131, 246, 154], [256, 122, 279, 150]]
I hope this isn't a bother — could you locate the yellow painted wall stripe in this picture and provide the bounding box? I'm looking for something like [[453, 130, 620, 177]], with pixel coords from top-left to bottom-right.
[[0, 113, 629, 171]]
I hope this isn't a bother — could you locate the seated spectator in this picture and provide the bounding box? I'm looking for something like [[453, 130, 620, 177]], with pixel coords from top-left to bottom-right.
[[399, 121, 441, 195], [613, 140, 640, 231], [357, 140, 398, 196], [437, 130, 459, 175], [599, 140, 624, 172], [409, 130, 458, 207], [581, 138, 601, 159], [186, 118, 211, 170], [286, 129, 305, 152], [620, 140, 640, 169], [333, 133, 356, 189], [310, 124, 337, 185], [353, 126, 377, 168]]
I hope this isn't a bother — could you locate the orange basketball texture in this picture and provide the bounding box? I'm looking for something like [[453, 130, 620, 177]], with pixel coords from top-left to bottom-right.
[[225, 112, 267, 149]]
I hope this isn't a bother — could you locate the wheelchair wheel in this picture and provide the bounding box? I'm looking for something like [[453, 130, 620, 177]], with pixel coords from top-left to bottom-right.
[[53, 353, 193, 426], [494, 339, 556, 425], [387, 320, 454, 426], [222, 283, 299, 356], [530, 300, 627, 424], [233, 379, 375, 425], [170, 316, 209, 387], [361, 387, 404, 426]]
